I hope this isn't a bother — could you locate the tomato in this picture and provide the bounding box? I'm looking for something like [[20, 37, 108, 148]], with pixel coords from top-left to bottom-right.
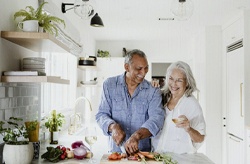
[[61, 147, 66, 152], [60, 154, 66, 160], [108, 153, 118, 160]]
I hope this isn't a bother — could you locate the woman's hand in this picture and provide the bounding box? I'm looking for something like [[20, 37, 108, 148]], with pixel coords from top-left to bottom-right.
[[151, 79, 160, 88], [175, 115, 191, 132], [175, 115, 205, 143]]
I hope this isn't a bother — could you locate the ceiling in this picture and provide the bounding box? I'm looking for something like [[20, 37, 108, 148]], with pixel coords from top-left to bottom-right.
[[60, 0, 250, 41]]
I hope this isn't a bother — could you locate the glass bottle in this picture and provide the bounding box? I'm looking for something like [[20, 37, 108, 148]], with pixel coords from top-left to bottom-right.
[[50, 110, 58, 144]]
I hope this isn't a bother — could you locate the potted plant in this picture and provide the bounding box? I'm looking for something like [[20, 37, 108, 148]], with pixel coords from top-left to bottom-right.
[[0, 117, 34, 164], [44, 110, 65, 144], [14, 2, 65, 35], [25, 120, 40, 142]]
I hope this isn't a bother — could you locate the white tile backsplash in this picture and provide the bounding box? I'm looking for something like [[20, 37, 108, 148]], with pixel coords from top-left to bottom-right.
[[0, 83, 41, 123], [0, 87, 5, 98], [0, 98, 9, 110]]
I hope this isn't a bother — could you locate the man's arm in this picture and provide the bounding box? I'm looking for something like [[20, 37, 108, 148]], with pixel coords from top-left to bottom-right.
[[95, 79, 116, 135], [124, 127, 152, 154]]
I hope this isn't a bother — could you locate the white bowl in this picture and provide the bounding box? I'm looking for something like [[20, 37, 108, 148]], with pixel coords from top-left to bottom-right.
[[23, 57, 45, 65], [23, 64, 45, 69]]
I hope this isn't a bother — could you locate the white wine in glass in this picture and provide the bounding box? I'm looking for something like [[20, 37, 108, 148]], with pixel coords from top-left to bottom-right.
[[85, 136, 97, 145], [84, 127, 97, 163]]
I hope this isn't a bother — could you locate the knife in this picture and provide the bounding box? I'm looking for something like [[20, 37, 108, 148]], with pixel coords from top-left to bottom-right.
[[120, 145, 126, 153], [119, 141, 126, 154]]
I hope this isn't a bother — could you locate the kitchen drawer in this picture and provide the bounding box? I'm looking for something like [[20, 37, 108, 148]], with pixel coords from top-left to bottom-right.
[[247, 128, 250, 164]]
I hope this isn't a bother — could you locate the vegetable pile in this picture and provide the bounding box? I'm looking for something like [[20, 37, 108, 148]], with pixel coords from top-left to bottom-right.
[[41, 141, 91, 163], [108, 151, 178, 164]]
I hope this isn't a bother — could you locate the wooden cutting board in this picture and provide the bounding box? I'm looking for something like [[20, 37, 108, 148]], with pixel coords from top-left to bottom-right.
[[100, 154, 162, 164]]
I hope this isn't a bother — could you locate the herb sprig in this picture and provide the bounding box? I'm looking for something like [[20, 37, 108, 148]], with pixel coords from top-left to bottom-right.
[[154, 153, 178, 164]]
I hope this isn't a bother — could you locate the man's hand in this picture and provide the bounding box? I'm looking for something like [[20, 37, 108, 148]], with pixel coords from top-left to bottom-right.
[[124, 133, 140, 154], [109, 123, 126, 146], [124, 128, 152, 155]]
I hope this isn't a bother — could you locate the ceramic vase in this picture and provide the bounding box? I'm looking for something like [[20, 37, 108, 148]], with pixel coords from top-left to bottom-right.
[[3, 142, 34, 164]]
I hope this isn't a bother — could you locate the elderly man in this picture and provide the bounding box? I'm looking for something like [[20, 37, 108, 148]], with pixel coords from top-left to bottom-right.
[[96, 49, 165, 155]]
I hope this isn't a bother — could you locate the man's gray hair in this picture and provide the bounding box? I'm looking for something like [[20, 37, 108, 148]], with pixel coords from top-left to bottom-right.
[[124, 49, 147, 64]]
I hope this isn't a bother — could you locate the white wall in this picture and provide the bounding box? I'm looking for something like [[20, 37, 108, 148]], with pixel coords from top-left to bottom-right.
[[193, 26, 223, 164]]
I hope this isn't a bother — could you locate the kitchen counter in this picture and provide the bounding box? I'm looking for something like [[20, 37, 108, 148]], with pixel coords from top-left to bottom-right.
[[32, 152, 214, 164], [31, 130, 214, 164]]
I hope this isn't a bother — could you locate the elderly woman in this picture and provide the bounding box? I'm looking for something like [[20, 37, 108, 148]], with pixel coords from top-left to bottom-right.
[[152, 61, 206, 154]]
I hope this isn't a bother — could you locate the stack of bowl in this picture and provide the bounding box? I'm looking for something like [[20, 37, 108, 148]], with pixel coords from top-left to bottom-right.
[[22, 57, 46, 75]]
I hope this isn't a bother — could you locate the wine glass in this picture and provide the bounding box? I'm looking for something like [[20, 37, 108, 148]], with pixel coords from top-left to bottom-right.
[[84, 126, 97, 163]]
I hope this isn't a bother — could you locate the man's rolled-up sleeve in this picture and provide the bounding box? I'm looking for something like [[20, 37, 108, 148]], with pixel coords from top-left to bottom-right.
[[95, 79, 116, 136], [142, 88, 165, 137]]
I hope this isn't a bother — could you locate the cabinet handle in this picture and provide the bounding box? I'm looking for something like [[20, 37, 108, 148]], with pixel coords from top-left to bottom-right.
[[240, 83, 243, 117], [229, 136, 240, 142]]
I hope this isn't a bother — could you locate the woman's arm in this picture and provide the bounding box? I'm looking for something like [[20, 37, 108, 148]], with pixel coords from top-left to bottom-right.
[[176, 115, 205, 143]]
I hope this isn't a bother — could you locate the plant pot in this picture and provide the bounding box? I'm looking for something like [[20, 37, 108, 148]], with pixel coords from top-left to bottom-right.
[[3, 142, 34, 164], [25, 121, 40, 142]]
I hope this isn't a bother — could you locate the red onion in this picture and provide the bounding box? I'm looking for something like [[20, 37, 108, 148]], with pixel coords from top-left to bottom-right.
[[71, 141, 84, 149], [71, 141, 90, 151], [73, 147, 87, 159]]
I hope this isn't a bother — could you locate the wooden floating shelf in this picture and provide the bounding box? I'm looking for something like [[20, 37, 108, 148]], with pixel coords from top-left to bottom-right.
[[1, 31, 70, 53], [1, 76, 69, 84]]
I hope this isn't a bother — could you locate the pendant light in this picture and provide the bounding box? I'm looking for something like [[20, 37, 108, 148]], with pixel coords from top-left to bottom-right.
[[74, 0, 94, 19], [90, 13, 104, 27], [170, 0, 194, 21]]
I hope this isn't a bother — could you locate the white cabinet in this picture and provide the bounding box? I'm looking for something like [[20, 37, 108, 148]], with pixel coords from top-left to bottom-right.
[[227, 134, 244, 164], [223, 17, 243, 46], [226, 47, 244, 139], [247, 129, 250, 164], [223, 13, 246, 164]]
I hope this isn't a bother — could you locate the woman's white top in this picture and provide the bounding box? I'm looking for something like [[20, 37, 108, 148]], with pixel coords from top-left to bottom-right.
[[152, 95, 206, 154]]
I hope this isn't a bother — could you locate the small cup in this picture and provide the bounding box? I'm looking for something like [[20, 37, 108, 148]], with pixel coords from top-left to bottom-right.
[[18, 20, 39, 32], [172, 117, 185, 124]]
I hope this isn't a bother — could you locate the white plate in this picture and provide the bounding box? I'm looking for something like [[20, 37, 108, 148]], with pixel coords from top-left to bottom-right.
[[80, 81, 97, 85]]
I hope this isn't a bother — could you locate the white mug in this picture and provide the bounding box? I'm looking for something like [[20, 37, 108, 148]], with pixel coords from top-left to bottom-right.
[[18, 20, 39, 32]]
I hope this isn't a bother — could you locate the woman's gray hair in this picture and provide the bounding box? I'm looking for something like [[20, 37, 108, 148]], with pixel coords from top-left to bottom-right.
[[162, 61, 199, 98], [124, 49, 147, 64]]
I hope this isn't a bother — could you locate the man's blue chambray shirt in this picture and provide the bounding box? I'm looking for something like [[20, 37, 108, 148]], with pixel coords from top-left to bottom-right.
[[95, 73, 165, 152]]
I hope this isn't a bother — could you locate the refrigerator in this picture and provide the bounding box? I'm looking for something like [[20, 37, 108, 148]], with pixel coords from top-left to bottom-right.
[[226, 40, 245, 164]]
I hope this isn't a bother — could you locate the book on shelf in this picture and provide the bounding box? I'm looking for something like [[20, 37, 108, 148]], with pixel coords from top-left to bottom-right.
[[3, 71, 46, 76]]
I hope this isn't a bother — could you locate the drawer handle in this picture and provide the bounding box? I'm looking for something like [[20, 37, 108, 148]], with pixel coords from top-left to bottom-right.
[[229, 136, 240, 142]]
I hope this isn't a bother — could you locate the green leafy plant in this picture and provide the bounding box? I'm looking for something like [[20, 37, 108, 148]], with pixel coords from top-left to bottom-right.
[[44, 111, 65, 132], [0, 117, 29, 145], [97, 49, 110, 57], [14, 2, 65, 35]]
